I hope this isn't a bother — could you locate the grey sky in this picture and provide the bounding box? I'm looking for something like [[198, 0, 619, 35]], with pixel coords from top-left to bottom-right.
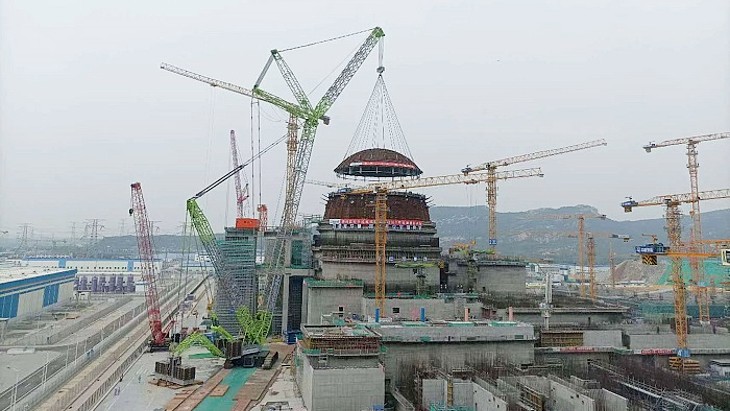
[[1, 1, 729, 239]]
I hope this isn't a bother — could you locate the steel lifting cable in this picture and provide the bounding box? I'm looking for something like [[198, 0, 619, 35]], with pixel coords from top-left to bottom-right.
[[278, 28, 374, 52]]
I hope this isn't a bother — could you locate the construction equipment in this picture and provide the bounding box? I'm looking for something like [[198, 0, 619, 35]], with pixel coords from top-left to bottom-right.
[[643, 132, 729, 324], [230, 130, 249, 218], [129, 182, 173, 351], [186, 133, 287, 331], [346, 167, 544, 312], [305, 179, 351, 189], [174, 332, 224, 358], [536, 213, 607, 297], [625, 192, 729, 372], [260, 28, 386, 316], [585, 232, 630, 300], [394, 262, 440, 296], [163, 28, 386, 320], [623, 188, 730, 323], [461, 139, 607, 252]]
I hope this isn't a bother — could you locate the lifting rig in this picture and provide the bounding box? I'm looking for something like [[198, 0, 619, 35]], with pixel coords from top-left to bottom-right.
[[345, 167, 544, 312], [623, 188, 730, 324], [162, 27, 386, 318], [537, 213, 607, 298], [462, 139, 607, 252], [230, 130, 249, 219], [643, 132, 729, 324], [623, 188, 730, 372], [130, 182, 173, 351]]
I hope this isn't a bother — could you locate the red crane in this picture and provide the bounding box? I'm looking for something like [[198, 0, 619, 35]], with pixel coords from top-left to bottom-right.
[[130, 182, 171, 350], [230, 130, 249, 218]]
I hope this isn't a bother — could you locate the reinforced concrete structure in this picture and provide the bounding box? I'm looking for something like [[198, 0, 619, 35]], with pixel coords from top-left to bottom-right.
[[295, 324, 385, 411], [215, 224, 257, 334], [373, 320, 535, 387], [313, 190, 442, 293], [0, 268, 76, 321], [447, 255, 527, 295]]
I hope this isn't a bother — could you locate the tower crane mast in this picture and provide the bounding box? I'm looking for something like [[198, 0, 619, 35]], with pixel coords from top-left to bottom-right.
[[643, 132, 729, 324], [625, 189, 730, 371], [347, 167, 544, 312], [230, 130, 249, 219], [461, 139, 607, 252], [130, 182, 171, 350], [537, 213, 607, 297]]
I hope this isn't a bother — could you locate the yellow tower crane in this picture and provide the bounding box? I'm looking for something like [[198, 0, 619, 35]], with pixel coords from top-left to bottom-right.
[[535, 213, 607, 298], [346, 168, 544, 313], [461, 139, 607, 252], [622, 187, 730, 324], [643, 132, 730, 324], [623, 189, 730, 372]]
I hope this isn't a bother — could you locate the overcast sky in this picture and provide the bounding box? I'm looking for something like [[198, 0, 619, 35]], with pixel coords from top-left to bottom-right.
[[1, 1, 729, 239]]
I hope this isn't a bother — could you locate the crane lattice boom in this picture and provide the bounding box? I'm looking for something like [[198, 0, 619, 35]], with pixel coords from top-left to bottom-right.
[[230, 130, 248, 218], [462, 139, 607, 174], [130, 182, 166, 346], [355, 168, 543, 193], [642, 132, 730, 152], [622, 189, 730, 212]]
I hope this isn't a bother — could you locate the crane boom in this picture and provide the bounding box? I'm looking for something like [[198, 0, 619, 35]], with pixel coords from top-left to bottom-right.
[[264, 27, 385, 314], [130, 182, 165, 346], [230, 130, 248, 218], [461, 139, 606, 253], [642, 132, 730, 152], [159, 62, 326, 123], [622, 188, 730, 211], [462, 139, 607, 174], [353, 168, 543, 193], [642, 131, 729, 325]]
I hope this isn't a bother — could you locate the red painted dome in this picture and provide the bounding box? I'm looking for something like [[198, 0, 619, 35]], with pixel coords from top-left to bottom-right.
[[334, 148, 422, 178]]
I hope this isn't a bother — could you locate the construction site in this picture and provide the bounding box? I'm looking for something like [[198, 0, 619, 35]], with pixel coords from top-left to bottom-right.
[[1, 11, 730, 411]]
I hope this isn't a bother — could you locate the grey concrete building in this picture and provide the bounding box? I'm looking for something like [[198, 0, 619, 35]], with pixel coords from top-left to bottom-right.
[[294, 325, 385, 411]]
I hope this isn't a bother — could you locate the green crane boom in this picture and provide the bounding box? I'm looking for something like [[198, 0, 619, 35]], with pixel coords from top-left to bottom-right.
[[263, 27, 385, 313], [174, 332, 224, 358]]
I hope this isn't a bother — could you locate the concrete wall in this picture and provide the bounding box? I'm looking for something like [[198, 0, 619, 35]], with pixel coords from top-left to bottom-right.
[[319, 261, 439, 290], [473, 379, 509, 411], [384, 342, 534, 387], [509, 311, 623, 327], [310, 366, 385, 411], [583, 330, 623, 347], [302, 283, 363, 324], [628, 333, 730, 350], [598, 388, 629, 410], [449, 264, 526, 294], [362, 297, 482, 321], [549, 379, 595, 411], [422, 379, 445, 408], [452, 379, 473, 407]]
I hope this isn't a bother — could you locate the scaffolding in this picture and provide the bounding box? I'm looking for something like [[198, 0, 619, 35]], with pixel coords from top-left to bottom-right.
[[214, 227, 257, 334]]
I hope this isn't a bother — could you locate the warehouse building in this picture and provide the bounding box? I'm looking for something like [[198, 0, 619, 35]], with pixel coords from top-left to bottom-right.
[[0, 268, 77, 321]]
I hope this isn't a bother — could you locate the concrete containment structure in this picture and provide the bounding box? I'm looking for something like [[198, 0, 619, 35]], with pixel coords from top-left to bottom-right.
[[0, 268, 76, 321], [295, 324, 385, 411], [373, 320, 535, 387], [301, 279, 364, 325], [313, 190, 442, 294]]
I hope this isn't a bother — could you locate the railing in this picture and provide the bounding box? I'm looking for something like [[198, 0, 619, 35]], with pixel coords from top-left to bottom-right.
[[2, 277, 203, 411]]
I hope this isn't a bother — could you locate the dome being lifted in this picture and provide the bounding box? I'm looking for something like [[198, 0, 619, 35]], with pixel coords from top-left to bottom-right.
[[334, 148, 422, 178]]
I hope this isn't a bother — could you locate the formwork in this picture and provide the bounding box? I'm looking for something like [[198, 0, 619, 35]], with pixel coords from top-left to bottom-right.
[[214, 227, 257, 334]]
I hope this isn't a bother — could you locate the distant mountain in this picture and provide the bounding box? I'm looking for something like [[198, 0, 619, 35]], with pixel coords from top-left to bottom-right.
[[430, 205, 730, 265]]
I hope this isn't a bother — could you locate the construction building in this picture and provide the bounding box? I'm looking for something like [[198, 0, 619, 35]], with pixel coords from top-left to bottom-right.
[[279, 225, 316, 339], [294, 324, 385, 411], [447, 255, 528, 294], [0, 267, 77, 321], [215, 220, 258, 334], [374, 320, 535, 388]]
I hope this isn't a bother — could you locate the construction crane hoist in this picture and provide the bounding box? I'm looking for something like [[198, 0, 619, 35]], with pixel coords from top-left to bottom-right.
[[623, 188, 730, 373], [130, 182, 173, 351], [462, 139, 607, 252], [642, 132, 729, 325], [162, 27, 386, 319], [345, 167, 544, 312]]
